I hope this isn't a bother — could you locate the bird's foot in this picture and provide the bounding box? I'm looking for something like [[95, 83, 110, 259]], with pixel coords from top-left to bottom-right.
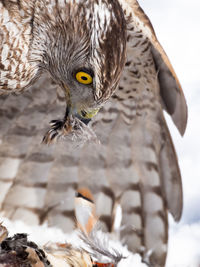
[[42, 116, 99, 145]]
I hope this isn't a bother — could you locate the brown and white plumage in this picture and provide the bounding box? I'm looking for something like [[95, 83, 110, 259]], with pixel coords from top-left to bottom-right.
[[0, 0, 187, 266], [0, 190, 122, 267], [0, 0, 126, 140]]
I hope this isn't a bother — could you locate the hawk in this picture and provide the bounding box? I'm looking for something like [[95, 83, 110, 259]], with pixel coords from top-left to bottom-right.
[[0, 0, 187, 266]]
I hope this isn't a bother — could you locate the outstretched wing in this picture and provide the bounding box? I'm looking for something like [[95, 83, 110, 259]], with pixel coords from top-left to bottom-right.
[[0, 1, 187, 266]]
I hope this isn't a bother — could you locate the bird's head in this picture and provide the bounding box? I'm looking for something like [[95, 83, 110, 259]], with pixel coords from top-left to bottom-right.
[[31, 0, 126, 144]]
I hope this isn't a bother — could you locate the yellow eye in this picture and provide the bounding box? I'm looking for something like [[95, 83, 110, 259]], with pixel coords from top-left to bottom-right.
[[76, 71, 93, 85]]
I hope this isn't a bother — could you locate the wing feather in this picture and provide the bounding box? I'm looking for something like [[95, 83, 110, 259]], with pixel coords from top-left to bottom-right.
[[119, 0, 188, 135], [159, 115, 183, 221], [0, 2, 186, 266]]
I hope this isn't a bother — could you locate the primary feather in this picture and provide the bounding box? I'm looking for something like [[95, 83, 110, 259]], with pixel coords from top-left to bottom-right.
[[0, 0, 187, 266]]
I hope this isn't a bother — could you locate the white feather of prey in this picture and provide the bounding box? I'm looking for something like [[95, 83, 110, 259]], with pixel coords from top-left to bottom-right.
[[1, 217, 200, 266], [79, 228, 124, 264], [0, 217, 147, 266]]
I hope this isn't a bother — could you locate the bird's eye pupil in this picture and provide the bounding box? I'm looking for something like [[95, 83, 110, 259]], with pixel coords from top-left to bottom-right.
[[81, 110, 87, 117], [75, 71, 93, 85]]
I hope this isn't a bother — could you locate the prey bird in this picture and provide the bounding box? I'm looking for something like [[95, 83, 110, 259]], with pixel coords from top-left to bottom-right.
[[0, 0, 187, 266], [0, 188, 123, 266]]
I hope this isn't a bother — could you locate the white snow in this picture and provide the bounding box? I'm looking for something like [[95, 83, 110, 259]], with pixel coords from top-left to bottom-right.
[[1, 217, 200, 266], [167, 219, 200, 266], [1, 1, 200, 266], [0, 217, 147, 267]]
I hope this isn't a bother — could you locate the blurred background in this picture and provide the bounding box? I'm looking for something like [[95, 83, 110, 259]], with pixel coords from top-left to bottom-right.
[[139, 0, 200, 224], [0, 1, 199, 265], [138, 1, 200, 264]]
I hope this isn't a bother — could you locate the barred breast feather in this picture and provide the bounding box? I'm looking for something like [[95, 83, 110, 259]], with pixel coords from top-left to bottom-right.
[[0, 0, 187, 266]]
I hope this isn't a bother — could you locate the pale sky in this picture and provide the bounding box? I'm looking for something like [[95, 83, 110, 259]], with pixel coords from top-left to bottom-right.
[[139, 0, 200, 223], [1, 2, 199, 266]]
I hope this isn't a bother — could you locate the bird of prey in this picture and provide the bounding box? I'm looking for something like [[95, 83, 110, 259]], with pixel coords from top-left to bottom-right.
[[0, 0, 187, 266]]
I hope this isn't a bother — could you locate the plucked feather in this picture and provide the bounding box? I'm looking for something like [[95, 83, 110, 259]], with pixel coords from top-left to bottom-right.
[[0, 1, 187, 266]]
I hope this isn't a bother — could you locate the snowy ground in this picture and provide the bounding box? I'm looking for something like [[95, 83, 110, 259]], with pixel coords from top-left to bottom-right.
[[1, 217, 147, 267], [1, 1, 199, 266], [1, 217, 200, 267], [167, 219, 200, 266]]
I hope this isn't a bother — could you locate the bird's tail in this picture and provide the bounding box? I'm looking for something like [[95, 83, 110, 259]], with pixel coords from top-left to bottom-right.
[[105, 112, 182, 266], [0, 74, 183, 266]]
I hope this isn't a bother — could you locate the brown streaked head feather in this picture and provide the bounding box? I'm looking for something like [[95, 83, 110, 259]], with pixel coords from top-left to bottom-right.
[[0, 0, 127, 142]]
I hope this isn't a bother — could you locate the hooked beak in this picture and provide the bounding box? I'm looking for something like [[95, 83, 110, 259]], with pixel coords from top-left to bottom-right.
[[74, 107, 100, 125], [42, 85, 100, 144], [63, 84, 99, 125], [63, 104, 99, 126]]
